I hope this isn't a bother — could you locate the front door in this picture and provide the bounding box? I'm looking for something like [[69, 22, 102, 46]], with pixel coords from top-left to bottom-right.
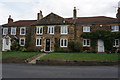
[[45, 39, 51, 52], [3, 38, 11, 51], [98, 39, 104, 52]]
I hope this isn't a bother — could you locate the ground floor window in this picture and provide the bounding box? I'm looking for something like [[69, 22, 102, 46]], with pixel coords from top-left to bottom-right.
[[36, 38, 42, 46], [19, 38, 25, 46], [83, 39, 90, 47], [60, 39, 68, 47], [113, 39, 119, 47]]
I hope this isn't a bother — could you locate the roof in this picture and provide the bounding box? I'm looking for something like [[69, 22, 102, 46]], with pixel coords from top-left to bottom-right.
[[65, 16, 118, 25], [2, 20, 37, 27], [2, 14, 118, 27], [31, 12, 72, 26]]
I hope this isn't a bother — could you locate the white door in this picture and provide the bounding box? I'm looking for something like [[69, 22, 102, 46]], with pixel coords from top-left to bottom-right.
[[2, 38, 11, 51], [98, 39, 104, 52]]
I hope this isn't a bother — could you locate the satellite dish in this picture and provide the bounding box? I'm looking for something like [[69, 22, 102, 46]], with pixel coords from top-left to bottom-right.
[[118, 1, 120, 8]]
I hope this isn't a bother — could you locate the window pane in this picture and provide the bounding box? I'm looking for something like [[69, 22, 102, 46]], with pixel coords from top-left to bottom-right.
[[64, 39, 67, 46], [87, 40, 90, 45], [83, 40, 86, 45], [61, 39, 63, 46], [116, 40, 119, 46], [21, 39, 24, 45], [40, 39, 41, 45]]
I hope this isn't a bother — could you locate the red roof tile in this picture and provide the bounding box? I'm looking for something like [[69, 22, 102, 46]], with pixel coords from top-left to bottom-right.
[[2, 20, 37, 27], [65, 16, 117, 24]]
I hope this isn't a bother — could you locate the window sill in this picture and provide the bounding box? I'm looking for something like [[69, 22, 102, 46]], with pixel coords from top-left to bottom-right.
[[36, 45, 42, 47], [60, 46, 67, 48]]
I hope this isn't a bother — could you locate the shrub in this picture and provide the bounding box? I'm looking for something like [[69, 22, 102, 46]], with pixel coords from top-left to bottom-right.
[[68, 40, 82, 52], [11, 39, 20, 51], [21, 48, 27, 52]]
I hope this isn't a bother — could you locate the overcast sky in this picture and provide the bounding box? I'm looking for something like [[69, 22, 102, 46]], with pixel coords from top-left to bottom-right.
[[0, 0, 119, 25]]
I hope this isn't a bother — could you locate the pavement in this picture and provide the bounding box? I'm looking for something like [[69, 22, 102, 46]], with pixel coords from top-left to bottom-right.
[[27, 53, 46, 64], [2, 63, 119, 78]]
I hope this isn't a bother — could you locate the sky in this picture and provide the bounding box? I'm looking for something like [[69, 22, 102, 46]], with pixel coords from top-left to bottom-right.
[[0, 0, 120, 25]]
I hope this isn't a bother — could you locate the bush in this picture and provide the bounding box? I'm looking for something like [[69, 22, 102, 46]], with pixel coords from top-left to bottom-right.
[[11, 39, 20, 51], [21, 48, 27, 52], [68, 40, 82, 52]]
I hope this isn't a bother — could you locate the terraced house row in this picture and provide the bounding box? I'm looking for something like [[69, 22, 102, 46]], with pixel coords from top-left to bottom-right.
[[1, 5, 120, 52]]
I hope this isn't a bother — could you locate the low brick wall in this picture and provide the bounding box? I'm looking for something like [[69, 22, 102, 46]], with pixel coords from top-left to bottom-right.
[[36, 60, 119, 66]]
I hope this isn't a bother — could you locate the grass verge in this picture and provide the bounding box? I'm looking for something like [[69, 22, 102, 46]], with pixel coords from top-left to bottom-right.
[[40, 53, 119, 61]]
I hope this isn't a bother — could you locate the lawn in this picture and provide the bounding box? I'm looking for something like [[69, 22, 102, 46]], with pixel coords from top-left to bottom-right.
[[2, 51, 41, 60], [40, 53, 119, 61]]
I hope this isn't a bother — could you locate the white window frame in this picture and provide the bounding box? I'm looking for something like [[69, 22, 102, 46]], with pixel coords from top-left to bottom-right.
[[19, 38, 25, 46], [111, 25, 119, 32], [36, 38, 42, 46], [20, 27, 26, 35], [36, 26, 43, 35], [11, 28, 16, 35], [3, 28, 8, 35], [61, 26, 68, 34], [113, 39, 119, 47], [60, 39, 68, 47], [83, 26, 90, 32], [83, 39, 90, 47], [47, 26, 54, 34]]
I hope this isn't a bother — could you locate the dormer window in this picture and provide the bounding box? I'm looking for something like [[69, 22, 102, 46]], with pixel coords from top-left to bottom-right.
[[3, 28, 8, 35], [83, 26, 90, 32], [36, 26, 43, 35], [111, 25, 119, 32], [47, 26, 54, 34], [11, 28, 16, 35], [20, 27, 26, 35]]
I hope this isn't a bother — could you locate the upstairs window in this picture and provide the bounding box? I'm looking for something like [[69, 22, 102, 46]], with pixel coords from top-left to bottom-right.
[[60, 39, 68, 47], [3, 28, 8, 35], [48, 26, 54, 34], [111, 25, 119, 32], [83, 26, 90, 32], [11, 28, 16, 35], [83, 39, 90, 47], [113, 39, 119, 47], [19, 38, 25, 46], [36, 26, 43, 35], [61, 26, 68, 34], [20, 27, 26, 35], [36, 38, 42, 46]]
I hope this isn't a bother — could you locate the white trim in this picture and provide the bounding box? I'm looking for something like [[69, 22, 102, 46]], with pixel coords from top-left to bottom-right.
[[36, 38, 42, 46], [98, 39, 104, 52], [111, 25, 119, 32], [83, 39, 90, 47], [3, 28, 8, 35], [61, 26, 68, 34], [11, 28, 16, 35], [113, 39, 119, 47], [47, 26, 54, 34], [60, 38, 68, 47], [44, 39, 51, 52], [20, 27, 26, 35], [83, 26, 90, 32], [19, 38, 25, 46], [36, 26, 43, 35]]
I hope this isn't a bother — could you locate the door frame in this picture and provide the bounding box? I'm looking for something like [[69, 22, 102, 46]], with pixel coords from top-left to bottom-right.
[[98, 39, 105, 52], [2, 36, 11, 51], [44, 39, 51, 52]]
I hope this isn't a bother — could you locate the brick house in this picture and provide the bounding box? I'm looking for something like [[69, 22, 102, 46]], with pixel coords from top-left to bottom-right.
[[1, 5, 120, 52]]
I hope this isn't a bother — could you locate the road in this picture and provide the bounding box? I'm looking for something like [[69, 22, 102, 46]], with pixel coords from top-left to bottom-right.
[[2, 63, 118, 78]]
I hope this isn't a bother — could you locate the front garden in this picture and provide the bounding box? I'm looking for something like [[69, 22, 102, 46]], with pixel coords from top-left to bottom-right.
[[40, 53, 119, 61], [2, 51, 41, 63]]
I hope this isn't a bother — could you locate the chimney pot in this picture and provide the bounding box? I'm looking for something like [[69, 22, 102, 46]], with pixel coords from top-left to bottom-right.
[[73, 7, 77, 19], [37, 10, 43, 20], [8, 15, 13, 23]]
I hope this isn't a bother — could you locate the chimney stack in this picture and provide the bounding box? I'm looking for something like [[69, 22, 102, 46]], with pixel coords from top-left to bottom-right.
[[8, 15, 13, 23], [116, 1, 120, 22], [37, 10, 43, 20], [73, 7, 77, 19]]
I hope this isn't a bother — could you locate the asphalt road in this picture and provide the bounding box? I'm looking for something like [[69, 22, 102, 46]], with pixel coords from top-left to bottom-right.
[[2, 63, 118, 78]]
